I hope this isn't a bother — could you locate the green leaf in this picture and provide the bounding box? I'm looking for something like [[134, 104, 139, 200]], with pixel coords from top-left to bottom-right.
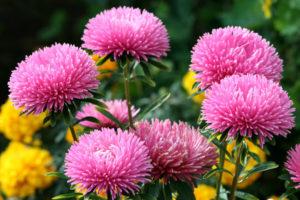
[[148, 58, 170, 71], [96, 107, 124, 129], [52, 193, 82, 199], [81, 98, 107, 108], [140, 62, 152, 78], [74, 116, 101, 125], [170, 180, 195, 200], [248, 151, 261, 163], [63, 107, 71, 125], [239, 161, 278, 182], [235, 191, 259, 200], [96, 54, 111, 66], [89, 90, 103, 99], [135, 92, 171, 121], [143, 180, 161, 198], [45, 171, 68, 179], [133, 75, 156, 87], [158, 184, 172, 200]]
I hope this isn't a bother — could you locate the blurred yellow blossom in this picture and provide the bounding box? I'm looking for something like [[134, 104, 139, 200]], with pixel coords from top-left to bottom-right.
[[0, 142, 56, 198], [0, 99, 46, 142], [182, 71, 205, 104], [66, 125, 84, 143], [222, 139, 266, 189], [92, 54, 118, 80], [267, 195, 288, 200], [194, 184, 216, 200], [262, 0, 272, 19]]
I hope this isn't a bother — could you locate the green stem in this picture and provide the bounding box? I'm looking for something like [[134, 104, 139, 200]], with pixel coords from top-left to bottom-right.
[[216, 140, 227, 200], [229, 142, 244, 200], [123, 59, 134, 128], [69, 125, 78, 142]]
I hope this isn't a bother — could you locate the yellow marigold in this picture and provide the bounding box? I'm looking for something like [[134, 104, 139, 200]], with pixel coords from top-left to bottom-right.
[[65, 125, 84, 143], [182, 71, 205, 104], [194, 184, 216, 200], [92, 54, 118, 80], [222, 139, 266, 189], [0, 99, 46, 142], [262, 0, 272, 19], [0, 142, 55, 198]]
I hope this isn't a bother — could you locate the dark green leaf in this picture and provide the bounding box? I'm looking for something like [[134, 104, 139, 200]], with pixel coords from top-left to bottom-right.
[[148, 58, 170, 71], [74, 116, 101, 125], [133, 75, 156, 87], [82, 98, 107, 108], [248, 151, 261, 163], [140, 62, 152, 78], [235, 191, 259, 200], [96, 54, 111, 66], [240, 162, 278, 182], [170, 181, 195, 200], [135, 92, 171, 121], [96, 107, 124, 129], [89, 90, 103, 99]]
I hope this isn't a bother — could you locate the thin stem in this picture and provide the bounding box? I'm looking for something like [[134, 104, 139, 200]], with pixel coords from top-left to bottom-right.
[[229, 142, 244, 200], [69, 125, 78, 142], [123, 59, 134, 128], [107, 190, 113, 200], [216, 140, 227, 200]]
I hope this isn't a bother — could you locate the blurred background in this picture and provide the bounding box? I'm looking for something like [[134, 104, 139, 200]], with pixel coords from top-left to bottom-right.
[[0, 0, 300, 199]]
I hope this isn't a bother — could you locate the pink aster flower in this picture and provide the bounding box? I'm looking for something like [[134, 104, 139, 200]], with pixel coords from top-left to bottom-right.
[[65, 128, 152, 198], [8, 43, 99, 114], [285, 145, 300, 189], [202, 74, 295, 145], [82, 7, 169, 61], [133, 119, 218, 182], [191, 26, 283, 89], [76, 99, 138, 128]]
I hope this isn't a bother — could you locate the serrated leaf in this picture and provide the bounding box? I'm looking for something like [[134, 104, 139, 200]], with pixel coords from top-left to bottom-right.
[[148, 58, 170, 71], [135, 92, 171, 121], [52, 193, 82, 199], [239, 162, 278, 182], [45, 171, 68, 179], [235, 191, 259, 200]]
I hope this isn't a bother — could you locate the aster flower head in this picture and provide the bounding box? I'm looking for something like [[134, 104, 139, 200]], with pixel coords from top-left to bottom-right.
[[82, 6, 169, 61], [191, 26, 283, 89], [285, 144, 300, 189], [65, 128, 152, 198], [76, 99, 138, 128], [9, 43, 99, 114], [202, 74, 295, 145], [133, 119, 218, 182]]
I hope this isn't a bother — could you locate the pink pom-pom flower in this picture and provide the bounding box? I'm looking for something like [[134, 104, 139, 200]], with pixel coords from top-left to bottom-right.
[[191, 26, 283, 89], [82, 7, 169, 61], [285, 144, 300, 189], [202, 74, 295, 145], [133, 119, 218, 182], [76, 99, 138, 128], [65, 128, 152, 198], [8, 43, 99, 114]]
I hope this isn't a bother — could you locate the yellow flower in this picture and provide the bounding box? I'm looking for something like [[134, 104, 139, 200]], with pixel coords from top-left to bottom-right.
[[65, 125, 84, 143], [267, 195, 288, 200], [182, 71, 205, 104], [194, 184, 216, 200], [92, 54, 118, 80], [0, 99, 46, 142], [0, 142, 55, 198], [221, 139, 266, 189], [262, 0, 272, 19]]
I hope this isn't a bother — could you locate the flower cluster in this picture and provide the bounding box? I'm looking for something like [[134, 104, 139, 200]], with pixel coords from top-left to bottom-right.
[[0, 142, 55, 197], [202, 74, 294, 145], [0, 99, 46, 142], [285, 145, 300, 188], [82, 7, 169, 60], [191, 26, 282, 89], [9, 43, 99, 114], [133, 119, 218, 182], [65, 128, 152, 198]]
